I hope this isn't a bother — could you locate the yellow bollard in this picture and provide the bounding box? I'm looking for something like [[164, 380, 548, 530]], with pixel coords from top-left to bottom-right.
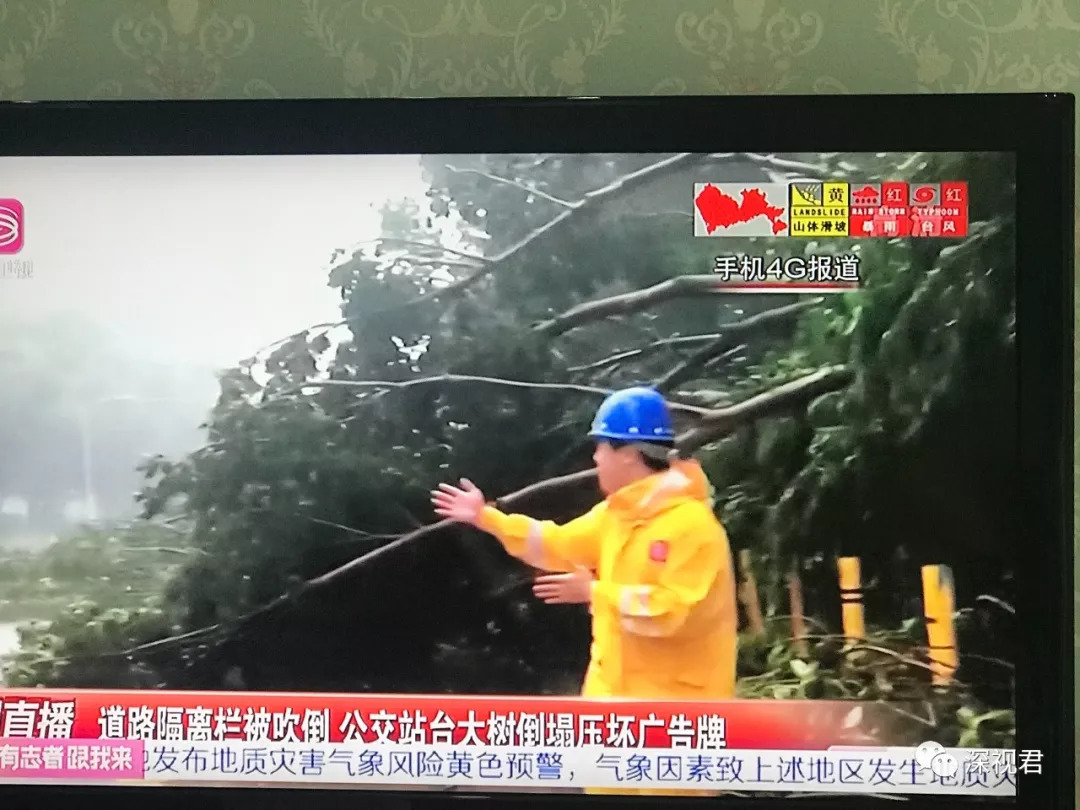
[[921, 564, 958, 685], [787, 570, 809, 656], [738, 549, 766, 637], [837, 557, 866, 645]]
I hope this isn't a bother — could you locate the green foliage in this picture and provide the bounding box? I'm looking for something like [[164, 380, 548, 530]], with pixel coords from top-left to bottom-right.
[[0, 521, 191, 619], [703, 153, 1016, 622], [3, 601, 176, 688], [736, 622, 1015, 749], [0, 521, 192, 686]]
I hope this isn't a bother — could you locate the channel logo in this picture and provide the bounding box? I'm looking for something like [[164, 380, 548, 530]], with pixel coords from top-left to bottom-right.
[[0, 199, 24, 254]]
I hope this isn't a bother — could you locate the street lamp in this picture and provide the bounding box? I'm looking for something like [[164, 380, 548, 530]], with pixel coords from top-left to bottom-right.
[[76, 395, 160, 522]]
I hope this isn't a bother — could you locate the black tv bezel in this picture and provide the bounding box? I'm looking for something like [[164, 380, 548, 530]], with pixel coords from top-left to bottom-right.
[[0, 93, 1073, 810]]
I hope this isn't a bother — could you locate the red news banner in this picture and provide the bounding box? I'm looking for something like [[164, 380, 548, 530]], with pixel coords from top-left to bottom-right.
[[0, 692, 886, 749]]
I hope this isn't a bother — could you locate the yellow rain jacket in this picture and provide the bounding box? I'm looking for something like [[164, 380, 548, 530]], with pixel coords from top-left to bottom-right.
[[477, 458, 737, 701]]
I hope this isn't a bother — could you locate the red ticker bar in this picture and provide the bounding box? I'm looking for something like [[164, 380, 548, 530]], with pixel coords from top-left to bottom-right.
[[0, 691, 892, 750]]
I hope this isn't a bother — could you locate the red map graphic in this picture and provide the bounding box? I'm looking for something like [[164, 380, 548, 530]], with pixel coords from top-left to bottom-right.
[[695, 185, 788, 235]]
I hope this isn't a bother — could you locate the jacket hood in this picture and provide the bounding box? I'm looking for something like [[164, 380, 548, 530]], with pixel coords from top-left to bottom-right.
[[607, 458, 713, 520]]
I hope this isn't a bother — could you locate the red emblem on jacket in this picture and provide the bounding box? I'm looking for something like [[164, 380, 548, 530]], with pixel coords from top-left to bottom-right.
[[649, 540, 669, 562]]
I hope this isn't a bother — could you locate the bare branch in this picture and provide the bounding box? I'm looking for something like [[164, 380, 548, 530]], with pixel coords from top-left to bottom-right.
[[286, 374, 709, 417], [106, 366, 854, 661], [535, 276, 726, 337], [238, 240, 490, 365], [241, 152, 831, 363], [376, 153, 715, 312], [655, 299, 822, 391], [517, 154, 557, 171], [232, 368, 847, 629], [677, 366, 854, 450], [626, 210, 693, 220], [299, 514, 402, 540], [567, 333, 723, 373], [669, 388, 734, 408], [301, 520, 455, 590], [410, 369, 851, 514], [300, 375, 609, 397], [245, 322, 343, 365], [975, 594, 1015, 615], [495, 468, 600, 510], [157, 515, 193, 526], [106, 624, 227, 660], [508, 368, 853, 495], [541, 280, 820, 343], [720, 152, 832, 178], [562, 293, 805, 378], [239, 157, 712, 365], [367, 237, 486, 265], [659, 351, 747, 409], [695, 346, 748, 382], [395, 256, 484, 271], [444, 164, 573, 208]]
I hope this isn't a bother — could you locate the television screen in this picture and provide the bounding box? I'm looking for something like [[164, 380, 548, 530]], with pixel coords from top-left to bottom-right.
[[0, 97, 1071, 806]]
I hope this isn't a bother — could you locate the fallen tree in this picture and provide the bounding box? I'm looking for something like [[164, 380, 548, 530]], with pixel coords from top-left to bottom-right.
[[104, 365, 853, 665], [247, 150, 833, 363]]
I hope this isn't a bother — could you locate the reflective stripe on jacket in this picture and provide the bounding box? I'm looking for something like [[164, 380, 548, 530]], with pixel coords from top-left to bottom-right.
[[477, 458, 737, 701]]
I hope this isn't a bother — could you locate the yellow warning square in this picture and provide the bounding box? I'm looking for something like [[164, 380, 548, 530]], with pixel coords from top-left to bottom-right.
[[790, 183, 821, 209], [823, 182, 849, 206], [790, 181, 849, 207], [790, 217, 850, 237], [789, 181, 849, 221]]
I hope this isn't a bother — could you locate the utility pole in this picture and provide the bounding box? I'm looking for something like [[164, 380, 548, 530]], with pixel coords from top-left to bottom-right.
[[78, 405, 97, 521]]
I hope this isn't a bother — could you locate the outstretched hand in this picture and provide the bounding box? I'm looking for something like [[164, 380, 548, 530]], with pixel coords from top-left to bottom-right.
[[431, 478, 486, 526], [533, 567, 594, 605]]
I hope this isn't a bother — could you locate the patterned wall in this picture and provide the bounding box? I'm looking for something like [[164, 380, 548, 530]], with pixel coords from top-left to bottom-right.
[[1, 0, 1077, 772], [1, 1, 1078, 102]]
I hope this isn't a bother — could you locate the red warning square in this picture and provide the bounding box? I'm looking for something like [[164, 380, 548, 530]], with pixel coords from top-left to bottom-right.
[[849, 181, 911, 237], [910, 183, 943, 238], [911, 213, 943, 237], [940, 181, 969, 237], [882, 181, 910, 208], [848, 183, 879, 237], [879, 181, 911, 237]]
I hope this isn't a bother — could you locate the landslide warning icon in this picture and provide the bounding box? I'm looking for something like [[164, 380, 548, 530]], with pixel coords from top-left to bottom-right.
[[789, 181, 849, 238]]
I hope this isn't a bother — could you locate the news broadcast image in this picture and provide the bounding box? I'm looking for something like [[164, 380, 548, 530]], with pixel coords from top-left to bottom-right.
[[0, 151, 1025, 797]]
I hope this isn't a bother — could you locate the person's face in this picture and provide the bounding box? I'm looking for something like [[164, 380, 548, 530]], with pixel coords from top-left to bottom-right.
[[593, 441, 635, 496]]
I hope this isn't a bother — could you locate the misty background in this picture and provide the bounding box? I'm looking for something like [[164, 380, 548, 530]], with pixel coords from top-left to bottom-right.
[[0, 153, 429, 547]]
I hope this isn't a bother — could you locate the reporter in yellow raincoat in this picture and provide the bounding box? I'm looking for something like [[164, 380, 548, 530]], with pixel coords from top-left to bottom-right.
[[432, 387, 737, 796]]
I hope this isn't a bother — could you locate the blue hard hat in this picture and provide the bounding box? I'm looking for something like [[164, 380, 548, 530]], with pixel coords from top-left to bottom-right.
[[588, 386, 675, 443]]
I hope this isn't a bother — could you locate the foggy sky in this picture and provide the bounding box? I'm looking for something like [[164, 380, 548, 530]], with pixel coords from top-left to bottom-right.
[[0, 154, 430, 369]]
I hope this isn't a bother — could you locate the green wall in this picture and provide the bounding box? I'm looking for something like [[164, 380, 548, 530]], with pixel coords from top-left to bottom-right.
[[2, 0, 1077, 775]]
